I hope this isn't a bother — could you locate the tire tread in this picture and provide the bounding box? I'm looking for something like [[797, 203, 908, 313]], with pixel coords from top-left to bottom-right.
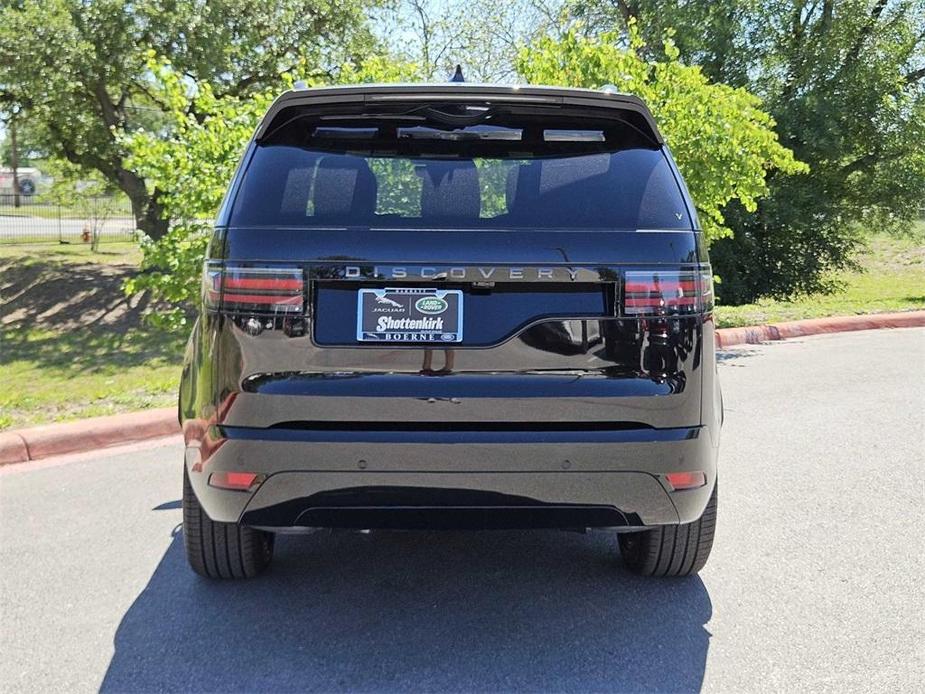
[[619, 484, 717, 577], [182, 468, 273, 579]]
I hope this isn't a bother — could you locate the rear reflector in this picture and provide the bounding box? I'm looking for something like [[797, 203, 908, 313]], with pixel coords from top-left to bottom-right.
[[623, 269, 714, 317], [665, 471, 707, 491], [208, 471, 262, 491], [204, 264, 304, 314]]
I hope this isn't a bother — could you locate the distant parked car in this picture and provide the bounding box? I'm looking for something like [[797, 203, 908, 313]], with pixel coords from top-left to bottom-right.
[[0, 167, 47, 196]]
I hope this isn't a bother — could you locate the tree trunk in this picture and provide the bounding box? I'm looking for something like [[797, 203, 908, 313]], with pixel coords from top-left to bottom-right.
[[118, 168, 168, 240], [140, 191, 169, 240], [10, 117, 20, 208]]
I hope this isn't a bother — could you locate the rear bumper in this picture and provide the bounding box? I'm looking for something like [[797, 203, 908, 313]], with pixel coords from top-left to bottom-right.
[[185, 424, 719, 529]]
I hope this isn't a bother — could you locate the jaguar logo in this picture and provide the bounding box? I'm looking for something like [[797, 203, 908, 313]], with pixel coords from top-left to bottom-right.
[[415, 297, 448, 314], [375, 295, 403, 309]]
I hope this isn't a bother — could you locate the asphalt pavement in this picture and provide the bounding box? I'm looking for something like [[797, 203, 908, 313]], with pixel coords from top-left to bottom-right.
[[1, 328, 923, 693]]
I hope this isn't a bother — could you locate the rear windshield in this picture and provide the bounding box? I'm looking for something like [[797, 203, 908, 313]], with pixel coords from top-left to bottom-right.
[[229, 121, 691, 230]]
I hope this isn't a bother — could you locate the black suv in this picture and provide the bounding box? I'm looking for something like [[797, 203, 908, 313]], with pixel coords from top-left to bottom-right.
[[180, 84, 721, 579]]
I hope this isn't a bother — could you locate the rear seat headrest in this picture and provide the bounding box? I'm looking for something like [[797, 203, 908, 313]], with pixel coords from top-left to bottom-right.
[[505, 162, 540, 214], [313, 156, 377, 219], [420, 161, 481, 220]]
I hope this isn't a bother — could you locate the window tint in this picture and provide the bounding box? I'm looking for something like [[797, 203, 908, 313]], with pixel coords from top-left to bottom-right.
[[230, 143, 690, 230]]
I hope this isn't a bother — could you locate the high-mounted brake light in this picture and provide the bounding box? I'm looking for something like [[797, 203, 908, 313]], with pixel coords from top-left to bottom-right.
[[203, 264, 305, 314], [623, 269, 714, 317]]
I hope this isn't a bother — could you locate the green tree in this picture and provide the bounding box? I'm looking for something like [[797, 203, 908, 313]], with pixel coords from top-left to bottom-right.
[[384, 0, 558, 81], [0, 117, 47, 169], [564, 0, 925, 302], [566, 0, 761, 85], [0, 0, 382, 240], [516, 27, 807, 243], [123, 55, 422, 329], [43, 159, 121, 251]]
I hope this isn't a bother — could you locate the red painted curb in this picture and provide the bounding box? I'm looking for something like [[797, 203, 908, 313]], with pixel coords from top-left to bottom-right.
[[0, 407, 178, 466], [715, 310, 925, 348], [0, 432, 29, 465]]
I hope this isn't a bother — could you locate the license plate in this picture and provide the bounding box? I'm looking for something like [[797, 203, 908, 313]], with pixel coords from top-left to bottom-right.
[[356, 288, 463, 343]]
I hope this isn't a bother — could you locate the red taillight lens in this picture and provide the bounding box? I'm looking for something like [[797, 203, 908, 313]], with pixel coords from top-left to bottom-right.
[[203, 264, 304, 314], [208, 471, 263, 491], [665, 471, 706, 491], [623, 268, 713, 317]]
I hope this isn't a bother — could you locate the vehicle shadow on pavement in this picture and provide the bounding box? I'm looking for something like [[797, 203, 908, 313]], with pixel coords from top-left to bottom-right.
[[101, 527, 712, 692], [716, 348, 760, 364]]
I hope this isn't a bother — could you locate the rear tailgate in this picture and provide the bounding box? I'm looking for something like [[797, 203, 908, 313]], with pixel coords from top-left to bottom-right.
[[208, 93, 710, 431], [211, 228, 707, 430]]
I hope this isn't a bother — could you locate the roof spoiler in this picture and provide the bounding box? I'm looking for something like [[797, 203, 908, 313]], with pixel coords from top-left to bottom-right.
[[254, 84, 664, 144]]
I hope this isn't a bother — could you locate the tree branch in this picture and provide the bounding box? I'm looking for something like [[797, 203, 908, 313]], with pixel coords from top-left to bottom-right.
[[821, 0, 833, 25], [613, 0, 636, 26], [130, 80, 175, 114], [841, 148, 905, 176], [93, 82, 121, 131], [845, 0, 888, 65], [411, 0, 433, 77], [44, 120, 115, 178], [905, 67, 925, 84]]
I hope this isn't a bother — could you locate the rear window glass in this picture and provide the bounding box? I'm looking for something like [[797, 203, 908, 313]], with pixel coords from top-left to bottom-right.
[[229, 124, 690, 230]]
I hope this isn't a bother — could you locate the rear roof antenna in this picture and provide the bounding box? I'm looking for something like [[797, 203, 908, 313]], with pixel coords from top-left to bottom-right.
[[449, 65, 465, 83]]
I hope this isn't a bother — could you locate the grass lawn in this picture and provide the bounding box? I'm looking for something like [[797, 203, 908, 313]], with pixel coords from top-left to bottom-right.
[[0, 205, 92, 220], [0, 241, 143, 264], [0, 243, 184, 430], [714, 231, 925, 327], [0, 232, 923, 430], [1, 205, 64, 219]]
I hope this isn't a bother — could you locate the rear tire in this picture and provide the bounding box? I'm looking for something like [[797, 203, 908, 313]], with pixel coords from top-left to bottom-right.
[[619, 484, 717, 577], [182, 468, 274, 579]]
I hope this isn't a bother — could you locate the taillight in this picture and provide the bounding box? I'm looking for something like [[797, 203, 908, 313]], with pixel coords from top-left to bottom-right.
[[203, 264, 305, 314], [623, 268, 714, 317]]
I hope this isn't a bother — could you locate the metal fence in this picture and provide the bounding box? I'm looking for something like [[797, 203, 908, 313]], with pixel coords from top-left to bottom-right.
[[0, 194, 137, 244]]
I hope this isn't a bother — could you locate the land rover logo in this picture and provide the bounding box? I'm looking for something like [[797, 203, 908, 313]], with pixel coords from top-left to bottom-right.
[[415, 296, 448, 314]]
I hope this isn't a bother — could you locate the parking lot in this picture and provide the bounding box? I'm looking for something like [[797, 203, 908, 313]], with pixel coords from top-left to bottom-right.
[[1, 328, 923, 693]]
